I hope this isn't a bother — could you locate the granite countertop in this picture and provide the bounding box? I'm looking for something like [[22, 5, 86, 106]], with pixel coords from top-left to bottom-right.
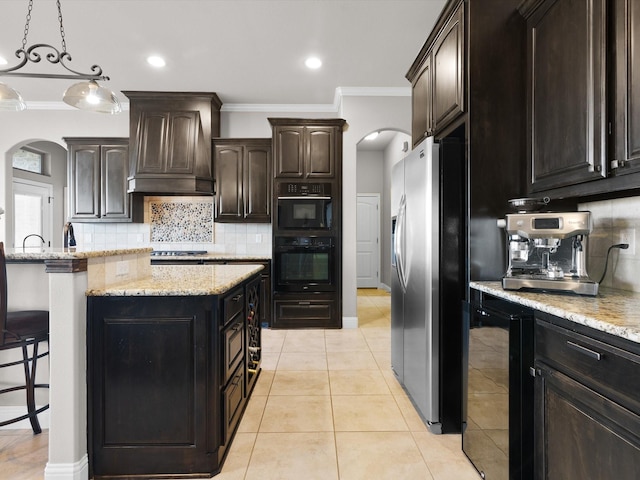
[[87, 264, 264, 296], [150, 253, 271, 261], [6, 247, 153, 261], [470, 281, 640, 344]]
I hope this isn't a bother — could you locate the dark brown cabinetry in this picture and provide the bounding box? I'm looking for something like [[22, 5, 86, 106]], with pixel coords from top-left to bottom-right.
[[521, 0, 607, 193], [534, 314, 640, 479], [432, 1, 464, 134], [612, 0, 640, 177], [407, 1, 464, 146], [520, 0, 640, 197], [87, 273, 261, 478], [65, 137, 140, 222], [270, 119, 346, 179], [213, 139, 271, 223], [123, 91, 222, 195]]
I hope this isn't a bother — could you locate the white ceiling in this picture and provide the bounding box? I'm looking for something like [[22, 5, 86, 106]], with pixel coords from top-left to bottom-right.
[[0, 0, 446, 109]]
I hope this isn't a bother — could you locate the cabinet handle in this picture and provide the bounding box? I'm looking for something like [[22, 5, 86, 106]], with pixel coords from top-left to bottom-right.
[[566, 341, 602, 361], [232, 295, 242, 302]]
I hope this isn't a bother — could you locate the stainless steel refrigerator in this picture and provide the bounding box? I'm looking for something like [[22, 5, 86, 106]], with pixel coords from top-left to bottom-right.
[[391, 136, 464, 434]]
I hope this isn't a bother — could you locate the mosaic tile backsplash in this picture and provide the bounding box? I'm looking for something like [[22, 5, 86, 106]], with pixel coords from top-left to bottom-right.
[[149, 200, 213, 243]]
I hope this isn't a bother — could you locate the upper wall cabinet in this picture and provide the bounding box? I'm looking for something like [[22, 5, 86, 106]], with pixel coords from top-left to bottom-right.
[[612, 0, 640, 177], [520, 0, 640, 197], [269, 119, 347, 179], [407, 1, 464, 147], [123, 91, 222, 195], [65, 137, 141, 223], [521, 0, 607, 193], [213, 139, 272, 223]]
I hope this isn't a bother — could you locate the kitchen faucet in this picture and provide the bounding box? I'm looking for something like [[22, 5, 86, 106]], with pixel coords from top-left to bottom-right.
[[22, 233, 46, 251], [63, 222, 76, 248]]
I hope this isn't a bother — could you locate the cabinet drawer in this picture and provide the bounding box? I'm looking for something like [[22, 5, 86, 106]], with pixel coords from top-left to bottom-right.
[[223, 287, 244, 326], [222, 364, 245, 447], [535, 318, 640, 414], [222, 317, 245, 385]]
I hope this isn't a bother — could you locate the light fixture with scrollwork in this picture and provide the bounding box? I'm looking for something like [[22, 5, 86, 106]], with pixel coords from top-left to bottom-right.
[[0, 0, 121, 114]]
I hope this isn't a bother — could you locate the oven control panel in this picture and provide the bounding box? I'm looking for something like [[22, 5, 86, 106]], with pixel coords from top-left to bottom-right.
[[279, 182, 331, 196]]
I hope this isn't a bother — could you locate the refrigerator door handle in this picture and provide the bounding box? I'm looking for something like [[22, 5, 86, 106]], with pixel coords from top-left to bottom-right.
[[396, 194, 408, 292]]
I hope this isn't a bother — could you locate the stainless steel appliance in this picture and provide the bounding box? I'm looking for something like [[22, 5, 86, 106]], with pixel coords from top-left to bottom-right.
[[391, 136, 464, 434], [500, 211, 598, 295], [463, 292, 534, 480], [273, 236, 336, 292], [276, 183, 332, 230]]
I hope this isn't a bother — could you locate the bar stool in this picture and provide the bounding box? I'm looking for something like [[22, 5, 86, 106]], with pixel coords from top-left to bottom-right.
[[0, 241, 50, 434]]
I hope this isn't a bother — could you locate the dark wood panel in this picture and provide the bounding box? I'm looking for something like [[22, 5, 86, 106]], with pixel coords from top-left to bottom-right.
[[306, 127, 335, 177], [101, 144, 129, 219], [167, 111, 197, 173], [214, 144, 243, 220], [245, 143, 271, 220], [275, 127, 305, 177]]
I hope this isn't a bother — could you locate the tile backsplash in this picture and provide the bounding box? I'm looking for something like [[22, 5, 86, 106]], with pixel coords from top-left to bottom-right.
[[71, 196, 272, 256], [580, 195, 640, 292]]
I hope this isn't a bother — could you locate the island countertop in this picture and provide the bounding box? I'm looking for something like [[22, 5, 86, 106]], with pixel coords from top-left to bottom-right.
[[470, 281, 640, 344], [87, 264, 264, 296], [6, 247, 153, 261]]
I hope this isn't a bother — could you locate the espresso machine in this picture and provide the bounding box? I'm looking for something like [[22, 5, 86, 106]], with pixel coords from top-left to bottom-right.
[[500, 210, 598, 296]]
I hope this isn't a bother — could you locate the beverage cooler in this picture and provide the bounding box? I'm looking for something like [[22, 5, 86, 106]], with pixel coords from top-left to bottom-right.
[[462, 291, 535, 480]]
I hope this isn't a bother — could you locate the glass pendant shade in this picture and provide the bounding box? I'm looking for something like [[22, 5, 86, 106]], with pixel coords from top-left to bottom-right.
[[63, 80, 122, 114], [0, 82, 27, 111]]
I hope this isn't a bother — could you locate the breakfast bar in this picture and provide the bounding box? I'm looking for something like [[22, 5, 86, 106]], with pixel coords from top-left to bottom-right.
[[4, 248, 263, 480]]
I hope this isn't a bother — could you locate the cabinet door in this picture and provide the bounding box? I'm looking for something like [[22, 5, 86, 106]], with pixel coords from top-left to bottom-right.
[[274, 126, 305, 178], [214, 144, 243, 221], [306, 127, 335, 178], [432, 2, 464, 133], [613, 0, 640, 176], [535, 363, 640, 480], [166, 111, 198, 174], [69, 144, 100, 220], [244, 142, 271, 222], [101, 144, 130, 220], [526, 0, 607, 192], [135, 111, 170, 173], [412, 53, 433, 147]]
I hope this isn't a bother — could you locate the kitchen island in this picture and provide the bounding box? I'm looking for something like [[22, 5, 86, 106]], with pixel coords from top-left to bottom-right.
[[86, 264, 264, 479], [469, 281, 640, 479]]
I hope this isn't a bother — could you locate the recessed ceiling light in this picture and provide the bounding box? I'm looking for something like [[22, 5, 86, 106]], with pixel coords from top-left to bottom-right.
[[147, 56, 166, 68], [305, 57, 322, 69], [365, 131, 379, 141]]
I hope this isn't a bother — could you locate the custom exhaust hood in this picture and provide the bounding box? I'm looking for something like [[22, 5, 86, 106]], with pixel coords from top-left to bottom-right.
[[124, 91, 222, 195]]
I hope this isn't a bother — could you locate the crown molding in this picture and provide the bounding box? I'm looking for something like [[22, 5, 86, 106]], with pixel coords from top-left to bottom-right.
[[20, 86, 411, 113]]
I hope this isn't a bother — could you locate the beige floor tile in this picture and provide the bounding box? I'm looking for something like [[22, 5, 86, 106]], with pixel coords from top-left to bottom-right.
[[412, 430, 479, 480], [329, 370, 391, 395], [335, 431, 432, 480], [325, 331, 370, 352], [215, 432, 256, 480], [276, 352, 328, 370], [237, 395, 267, 433], [327, 350, 377, 370], [261, 329, 286, 352], [394, 393, 429, 432], [251, 369, 274, 396], [380, 368, 406, 395], [269, 370, 330, 396], [0, 429, 48, 480], [259, 395, 334, 432], [332, 395, 407, 431], [282, 330, 326, 352], [371, 349, 391, 370], [245, 432, 338, 480], [260, 351, 280, 371]]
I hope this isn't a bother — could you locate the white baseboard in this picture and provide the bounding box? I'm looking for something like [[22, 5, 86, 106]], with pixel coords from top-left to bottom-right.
[[0, 406, 49, 430], [342, 316, 358, 328], [45, 454, 89, 480]]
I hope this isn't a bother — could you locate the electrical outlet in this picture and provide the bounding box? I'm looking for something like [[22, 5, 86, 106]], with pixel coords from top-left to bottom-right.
[[618, 228, 636, 255], [116, 261, 129, 276]]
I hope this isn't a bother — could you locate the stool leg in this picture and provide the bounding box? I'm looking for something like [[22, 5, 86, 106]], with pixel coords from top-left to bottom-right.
[[22, 342, 43, 434]]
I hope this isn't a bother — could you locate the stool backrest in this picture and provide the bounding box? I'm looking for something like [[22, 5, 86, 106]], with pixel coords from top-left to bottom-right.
[[0, 242, 7, 346]]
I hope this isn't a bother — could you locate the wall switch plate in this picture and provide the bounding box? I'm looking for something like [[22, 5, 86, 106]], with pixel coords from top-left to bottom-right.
[[618, 228, 636, 255], [116, 261, 129, 276]]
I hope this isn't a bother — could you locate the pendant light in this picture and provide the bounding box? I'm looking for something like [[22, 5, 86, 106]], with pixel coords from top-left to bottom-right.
[[0, 0, 121, 114]]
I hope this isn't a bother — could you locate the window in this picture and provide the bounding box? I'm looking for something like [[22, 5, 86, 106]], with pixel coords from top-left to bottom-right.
[[13, 147, 45, 174]]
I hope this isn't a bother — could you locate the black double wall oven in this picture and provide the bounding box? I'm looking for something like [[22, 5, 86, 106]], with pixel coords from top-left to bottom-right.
[[272, 182, 339, 328]]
